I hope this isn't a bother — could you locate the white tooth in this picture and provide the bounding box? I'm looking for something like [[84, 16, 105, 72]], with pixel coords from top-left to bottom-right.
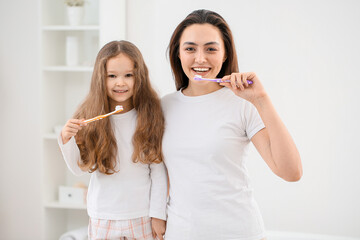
[[193, 68, 209, 72]]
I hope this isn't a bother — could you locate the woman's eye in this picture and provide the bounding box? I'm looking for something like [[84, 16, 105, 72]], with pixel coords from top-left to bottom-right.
[[185, 47, 195, 51], [108, 74, 116, 78], [207, 47, 217, 52]]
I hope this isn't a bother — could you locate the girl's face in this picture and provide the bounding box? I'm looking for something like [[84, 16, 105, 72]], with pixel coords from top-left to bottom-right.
[[179, 23, 226, 83], [106, 53, 135, 112]]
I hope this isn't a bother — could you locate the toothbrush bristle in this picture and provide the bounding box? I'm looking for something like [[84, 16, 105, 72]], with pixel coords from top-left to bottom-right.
[[115, 105, 123, 111], [194, 75, 202, 80]]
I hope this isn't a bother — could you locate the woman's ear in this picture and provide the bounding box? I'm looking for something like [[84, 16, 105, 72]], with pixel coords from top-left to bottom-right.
[[223, 55, 227, 62]]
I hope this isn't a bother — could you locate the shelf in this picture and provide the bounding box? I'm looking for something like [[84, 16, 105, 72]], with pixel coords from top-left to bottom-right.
[[40, 1, 126, 238], [43, 66, 93, 72], [45, 201, 87, 210], [41, 0, 103, 238], [42, 25, 100, 31]]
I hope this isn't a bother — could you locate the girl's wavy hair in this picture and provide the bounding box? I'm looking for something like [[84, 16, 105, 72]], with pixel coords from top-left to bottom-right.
[[74, 40, 164, 174], [168, 9, 239, 90]]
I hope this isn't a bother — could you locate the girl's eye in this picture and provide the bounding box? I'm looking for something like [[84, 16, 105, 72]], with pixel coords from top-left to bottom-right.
[[207, 47, 217, 52], [108, 74, 116, 78], [125, 73, 134, 78]]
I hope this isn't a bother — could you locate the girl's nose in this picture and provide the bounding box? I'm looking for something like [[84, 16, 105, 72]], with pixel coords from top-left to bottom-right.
[[115, 77, 126, 86]]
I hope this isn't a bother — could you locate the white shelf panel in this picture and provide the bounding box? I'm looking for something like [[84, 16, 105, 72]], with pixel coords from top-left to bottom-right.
[[42, 25, 100, 31], [45, 201, 87, 210], [43, 66, 93, 72]]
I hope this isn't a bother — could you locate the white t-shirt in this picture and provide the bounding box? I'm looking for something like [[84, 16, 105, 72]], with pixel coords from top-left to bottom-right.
[[161, 87, 266, 240], [58, 109, 167, 220]]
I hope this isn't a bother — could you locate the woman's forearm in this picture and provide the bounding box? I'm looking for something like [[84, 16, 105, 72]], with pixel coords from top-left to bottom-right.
[[253, 94, 302, 181]]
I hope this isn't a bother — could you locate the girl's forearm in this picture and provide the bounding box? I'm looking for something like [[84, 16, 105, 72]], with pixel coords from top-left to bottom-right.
[[253, 95, 302, 181]]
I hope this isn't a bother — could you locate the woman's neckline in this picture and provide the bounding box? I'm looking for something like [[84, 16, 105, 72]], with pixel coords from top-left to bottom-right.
[[177, 86, 228, 102], [181, 84, 223, 97]]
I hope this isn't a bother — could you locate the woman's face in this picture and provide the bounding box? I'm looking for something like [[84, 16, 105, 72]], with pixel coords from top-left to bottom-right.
[[178, 23, 226, 82]]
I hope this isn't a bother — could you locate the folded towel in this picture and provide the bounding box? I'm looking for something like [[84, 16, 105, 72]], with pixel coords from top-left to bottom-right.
[[59, 226, 88, 240]]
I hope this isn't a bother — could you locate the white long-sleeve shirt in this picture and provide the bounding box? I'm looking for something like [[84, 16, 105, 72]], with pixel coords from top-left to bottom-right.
[[58, 109, 167, 220]]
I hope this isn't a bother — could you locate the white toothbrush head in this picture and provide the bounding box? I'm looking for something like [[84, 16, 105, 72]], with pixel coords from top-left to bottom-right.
[[115, 105, 123, 112], [194, 75, 203, 80]]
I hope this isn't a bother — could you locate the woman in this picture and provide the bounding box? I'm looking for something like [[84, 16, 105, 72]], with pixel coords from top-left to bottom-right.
[[161, 9, 302, 240]]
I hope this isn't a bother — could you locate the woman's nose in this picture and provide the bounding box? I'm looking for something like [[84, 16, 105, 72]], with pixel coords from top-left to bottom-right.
[[195, 50, 206, 64]]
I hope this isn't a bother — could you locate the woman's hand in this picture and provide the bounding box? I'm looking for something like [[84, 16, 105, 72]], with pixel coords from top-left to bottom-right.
[[220, 72, 267, 104], [151, 218, 166, 240], [61, 119, 86, 144]]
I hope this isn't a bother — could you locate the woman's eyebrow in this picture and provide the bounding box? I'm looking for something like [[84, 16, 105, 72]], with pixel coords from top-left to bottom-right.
[[182, 41, 220, 46], [182, 41, 197, 46], [204, 41, 220, 46]]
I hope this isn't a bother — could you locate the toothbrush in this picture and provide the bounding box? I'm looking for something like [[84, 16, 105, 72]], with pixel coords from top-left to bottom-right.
[[194, 75, 253, 84], [83, 105, 124, 123]]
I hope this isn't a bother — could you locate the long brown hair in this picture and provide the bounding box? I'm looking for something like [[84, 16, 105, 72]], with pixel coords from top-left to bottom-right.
[[168, 9, 239, 90], [74, 40, 164, 175]]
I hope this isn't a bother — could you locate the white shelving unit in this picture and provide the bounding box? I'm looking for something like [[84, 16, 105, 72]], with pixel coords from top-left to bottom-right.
[[41, 0, 95, 239], [40, 0, 126, 238]]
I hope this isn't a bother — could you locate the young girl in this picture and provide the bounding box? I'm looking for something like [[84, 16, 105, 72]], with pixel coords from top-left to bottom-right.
[[162, 9, 302, 240], [58, 40, 167, 240]]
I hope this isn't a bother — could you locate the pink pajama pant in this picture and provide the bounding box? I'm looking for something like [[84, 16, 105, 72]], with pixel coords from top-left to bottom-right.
[[88, 216, 154, 240]]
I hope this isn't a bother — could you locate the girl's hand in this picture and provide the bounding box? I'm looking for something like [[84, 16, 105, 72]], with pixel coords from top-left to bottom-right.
[[220, 72, 267, 104], [61, 119, 86, 144], [151, 218, 166, 240]]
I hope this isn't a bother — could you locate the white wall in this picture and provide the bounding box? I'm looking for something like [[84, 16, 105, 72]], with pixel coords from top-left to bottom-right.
[[0, 0, 43, 239], [126, 0, 360, 238]]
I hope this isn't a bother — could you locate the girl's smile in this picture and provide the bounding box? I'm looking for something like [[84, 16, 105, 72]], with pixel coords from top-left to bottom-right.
[[113, 89, 129, 94]]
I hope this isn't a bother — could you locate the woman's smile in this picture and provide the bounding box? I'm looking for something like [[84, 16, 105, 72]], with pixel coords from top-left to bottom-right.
[[191, 67, 211, 76]]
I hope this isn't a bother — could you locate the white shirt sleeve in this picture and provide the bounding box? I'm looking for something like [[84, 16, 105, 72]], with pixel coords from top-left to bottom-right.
[[244, 101, 265, 140], [57, 134, 87, 176], [148, 161, 168, 220]]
